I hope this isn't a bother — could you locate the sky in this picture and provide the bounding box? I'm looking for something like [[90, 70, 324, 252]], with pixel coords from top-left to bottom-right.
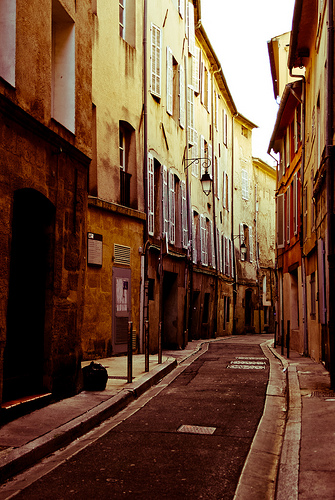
[[200, 0, 296, 165]]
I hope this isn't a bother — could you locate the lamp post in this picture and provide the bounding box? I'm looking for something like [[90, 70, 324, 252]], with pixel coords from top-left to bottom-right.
[[184, 157, 212, 195]]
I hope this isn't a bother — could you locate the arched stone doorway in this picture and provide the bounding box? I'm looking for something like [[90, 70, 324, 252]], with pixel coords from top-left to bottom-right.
[[3, 189, 55, 402]]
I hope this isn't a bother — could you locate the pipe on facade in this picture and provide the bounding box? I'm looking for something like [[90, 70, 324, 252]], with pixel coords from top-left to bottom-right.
[[326, 0, 335, 387]]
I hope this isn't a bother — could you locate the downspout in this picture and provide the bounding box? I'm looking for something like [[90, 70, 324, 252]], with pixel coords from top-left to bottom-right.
[[326, 0, 335, 387], [232, 113, 238, 334], [141, 0, 149, 352], [289, 70, 308, 355], [211, 67, 221, 337]]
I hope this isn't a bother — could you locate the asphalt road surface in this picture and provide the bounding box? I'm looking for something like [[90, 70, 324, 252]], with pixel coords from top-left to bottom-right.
[[6, 339, 270, 499]]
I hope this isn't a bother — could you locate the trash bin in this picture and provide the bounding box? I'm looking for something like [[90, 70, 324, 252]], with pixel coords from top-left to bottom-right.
[[82, 361, 108, 391]]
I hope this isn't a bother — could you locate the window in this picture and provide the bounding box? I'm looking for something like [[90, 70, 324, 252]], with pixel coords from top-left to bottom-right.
[[241, 169, 248, 200], [200, 215, 208, 265], [187, 86, 195, 145], [187, 1, 195, 56], [119, 0, 135, 46], [192, 211, 199, 264], [166, 47, 173, 115], [179, 65, 185, 128], [0, 0, 16, 86], [168, 171, 176, 244], [310, 272, 316, 319], [52, 0, 75, 133], [181, 180, 188, 249], [191, 46, 200, 94], [119, 122, 135, 207], [162, 166, 169, 237], [240, 223, 253, 262], [293, 173, 298, 235], [148, 153, 154, 235], [223, 171, 229, 210], [277, 193, 285, 248], [222, 110, 228, 146], [150, 24, 161, 98], [207, 219, 215, 268], [119, 0, 125, 38]]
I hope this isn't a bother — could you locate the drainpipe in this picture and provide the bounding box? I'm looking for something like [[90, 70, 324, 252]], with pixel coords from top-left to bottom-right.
[[326, 0, 335, 387], [289, 70, 308, 356], [142, 0, 149, 353], [231, 113, 238, 335], [269, 151, 280, 345]]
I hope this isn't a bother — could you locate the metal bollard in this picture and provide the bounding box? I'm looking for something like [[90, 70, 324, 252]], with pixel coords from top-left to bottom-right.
[[127, 321, 133, 383], [145, 320, 149, 373]]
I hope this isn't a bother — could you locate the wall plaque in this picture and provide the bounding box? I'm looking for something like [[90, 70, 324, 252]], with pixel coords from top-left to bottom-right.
[[87, 233, 103, 266]]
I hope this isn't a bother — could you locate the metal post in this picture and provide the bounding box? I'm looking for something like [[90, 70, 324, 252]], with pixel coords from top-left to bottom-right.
[[145, 320, 149, 372], [281, 319, 284, 356], [287, 319, 290, 359], [158, 321, 162, 364], [127, 321, 133, 383]]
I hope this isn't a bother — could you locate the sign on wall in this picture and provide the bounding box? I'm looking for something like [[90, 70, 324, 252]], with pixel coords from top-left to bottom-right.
[[87, 233, 103, 266]]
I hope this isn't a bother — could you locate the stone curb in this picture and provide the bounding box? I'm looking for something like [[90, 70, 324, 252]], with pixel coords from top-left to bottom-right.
[[0, 358, 177, 484], [269, 347, 301, 500], [233, 340, 287, 500]]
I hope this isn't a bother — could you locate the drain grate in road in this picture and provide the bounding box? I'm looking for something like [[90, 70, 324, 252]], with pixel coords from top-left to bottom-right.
[[236, 356, 266, 361], [227, 358, 267, 370], [311, 390, 335, 398], [177, 425, 216, 435]]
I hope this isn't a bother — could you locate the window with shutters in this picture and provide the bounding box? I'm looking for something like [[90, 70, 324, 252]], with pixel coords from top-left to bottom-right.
[[119, 121, 136, 208], [226, 237, 230, 276], [223, 110, 228, 146], [187, 1, 195, 56], [150, 24, 161, 98], [207, 219, 215, 268], [148, 153, 155, 235], [162, 166, 169, 238], [277, 193, 285, 248], [168, 170, 176, 244], [191, 46, 200, 94], [181, 180, 188, 249], [0, 0, 16, 86], [119, 0, 135, 46], [241, 169, 248, 200], [286, 186, 291, 244], [52, 0, 75, 133], [166, 47, 173, 116], [217, 229, 222, 273], [293, 173, 298, 235], [193, 212, 199, 264], [200, 215, 208, 265], [187, 86, 195, 145], [190, 130, 199, 177], [178, 0, 185, 18], [179, 65, 185, 128]]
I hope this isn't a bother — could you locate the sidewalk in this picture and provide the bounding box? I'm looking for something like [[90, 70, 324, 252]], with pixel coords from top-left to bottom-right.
[[0, 336, 334, 499], [271, 343, 335, 500]]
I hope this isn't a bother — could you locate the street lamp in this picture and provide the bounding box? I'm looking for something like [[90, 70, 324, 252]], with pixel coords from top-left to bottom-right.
[[184, 157, 212, 196], [232, 235, 248, 260]]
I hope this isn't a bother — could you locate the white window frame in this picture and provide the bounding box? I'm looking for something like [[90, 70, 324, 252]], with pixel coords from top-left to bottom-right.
[[241, 169, 248, 200], [148, 153, 155, 235], [179, 65, 185, 128], [166, 47, 173, 115], [168, 170, 176, 244]]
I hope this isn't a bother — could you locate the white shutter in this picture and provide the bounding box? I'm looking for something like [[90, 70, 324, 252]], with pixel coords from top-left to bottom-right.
[[168, 170, 175, 244], [222, 235, 226, 275], [249, 225, 253, 263], [187, 86, 194, 144], [150, 24, 161, 98], [166, 47, 173, 115], [188, 1, 195, 56], [207, 70, 211, 113], [179, 65, 185, 129], [192, 47, 200, 93], [192, 214, 197, 263], [201, 61, 205, 104], [217, 229, 222, 272], [191, 130, 199, 176], [226, 237, 230, 276], [223, 171, 227, 208], [181, 180, 188, 249], [242, 169, 248, 200], [207, 143, 212, 177], [162, 165, 169, 237], [200, 215, 208, 265], [148, 153, 154, 235], [178, 0, 184, 18], [210, 220, 215, 268], [277, 193, 285, 248]]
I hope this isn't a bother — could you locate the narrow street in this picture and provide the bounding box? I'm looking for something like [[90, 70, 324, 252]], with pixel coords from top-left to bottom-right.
[[5, 339, 270, 499]]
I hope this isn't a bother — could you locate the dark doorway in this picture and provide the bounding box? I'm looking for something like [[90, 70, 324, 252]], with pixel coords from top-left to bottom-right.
[[112, 267, 131, 355], [245, 289, 253, 328], [162, 271, 178, 349], [3, 189, 55, 402]]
